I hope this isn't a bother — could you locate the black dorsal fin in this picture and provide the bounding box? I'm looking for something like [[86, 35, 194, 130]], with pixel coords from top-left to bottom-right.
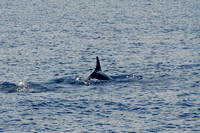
[[95, 56, 101, 71]]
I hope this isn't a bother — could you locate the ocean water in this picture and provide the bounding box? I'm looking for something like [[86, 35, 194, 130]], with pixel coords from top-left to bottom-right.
[[0, 0, 200, 132]]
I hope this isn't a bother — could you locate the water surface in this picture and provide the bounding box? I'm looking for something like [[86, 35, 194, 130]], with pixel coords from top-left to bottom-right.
[[0, 0, 200, 132]]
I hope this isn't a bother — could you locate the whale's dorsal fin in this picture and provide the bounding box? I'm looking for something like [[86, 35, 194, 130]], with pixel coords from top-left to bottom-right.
[[95, 56, 101, 71], [89, 56, 112, 80]]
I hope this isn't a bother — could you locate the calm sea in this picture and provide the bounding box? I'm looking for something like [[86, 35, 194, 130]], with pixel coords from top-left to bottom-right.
[[0, 0, 200, 132]]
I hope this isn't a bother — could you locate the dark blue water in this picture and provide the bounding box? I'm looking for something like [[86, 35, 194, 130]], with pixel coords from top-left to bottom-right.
[[0, 0, 200, 132]]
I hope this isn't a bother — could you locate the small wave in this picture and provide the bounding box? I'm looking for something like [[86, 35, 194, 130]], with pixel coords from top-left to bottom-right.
[[75, 76, 91, 85], [17, 82, 27, 92], [0, 82, 49, 93], [75, 76, 103, 85], [177, 64, 200, 69], [75, 74, 143, 85], [111, 74, 143, 83], [0, 82, 19, 93], [0, 74, 143, 93]]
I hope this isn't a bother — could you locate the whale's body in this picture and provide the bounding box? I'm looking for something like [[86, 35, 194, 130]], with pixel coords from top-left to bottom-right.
[[89, 56, 112, 80]]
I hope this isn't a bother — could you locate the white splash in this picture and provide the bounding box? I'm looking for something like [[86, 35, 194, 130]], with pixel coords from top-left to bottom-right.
[[17, 82, 27, 91]]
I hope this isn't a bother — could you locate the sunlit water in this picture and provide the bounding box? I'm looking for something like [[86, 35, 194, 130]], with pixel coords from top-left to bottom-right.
[[0, 0, 200, 132]]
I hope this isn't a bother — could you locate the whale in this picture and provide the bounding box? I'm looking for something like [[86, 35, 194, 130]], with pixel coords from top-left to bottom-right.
[[88, 56, 112, 80]]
